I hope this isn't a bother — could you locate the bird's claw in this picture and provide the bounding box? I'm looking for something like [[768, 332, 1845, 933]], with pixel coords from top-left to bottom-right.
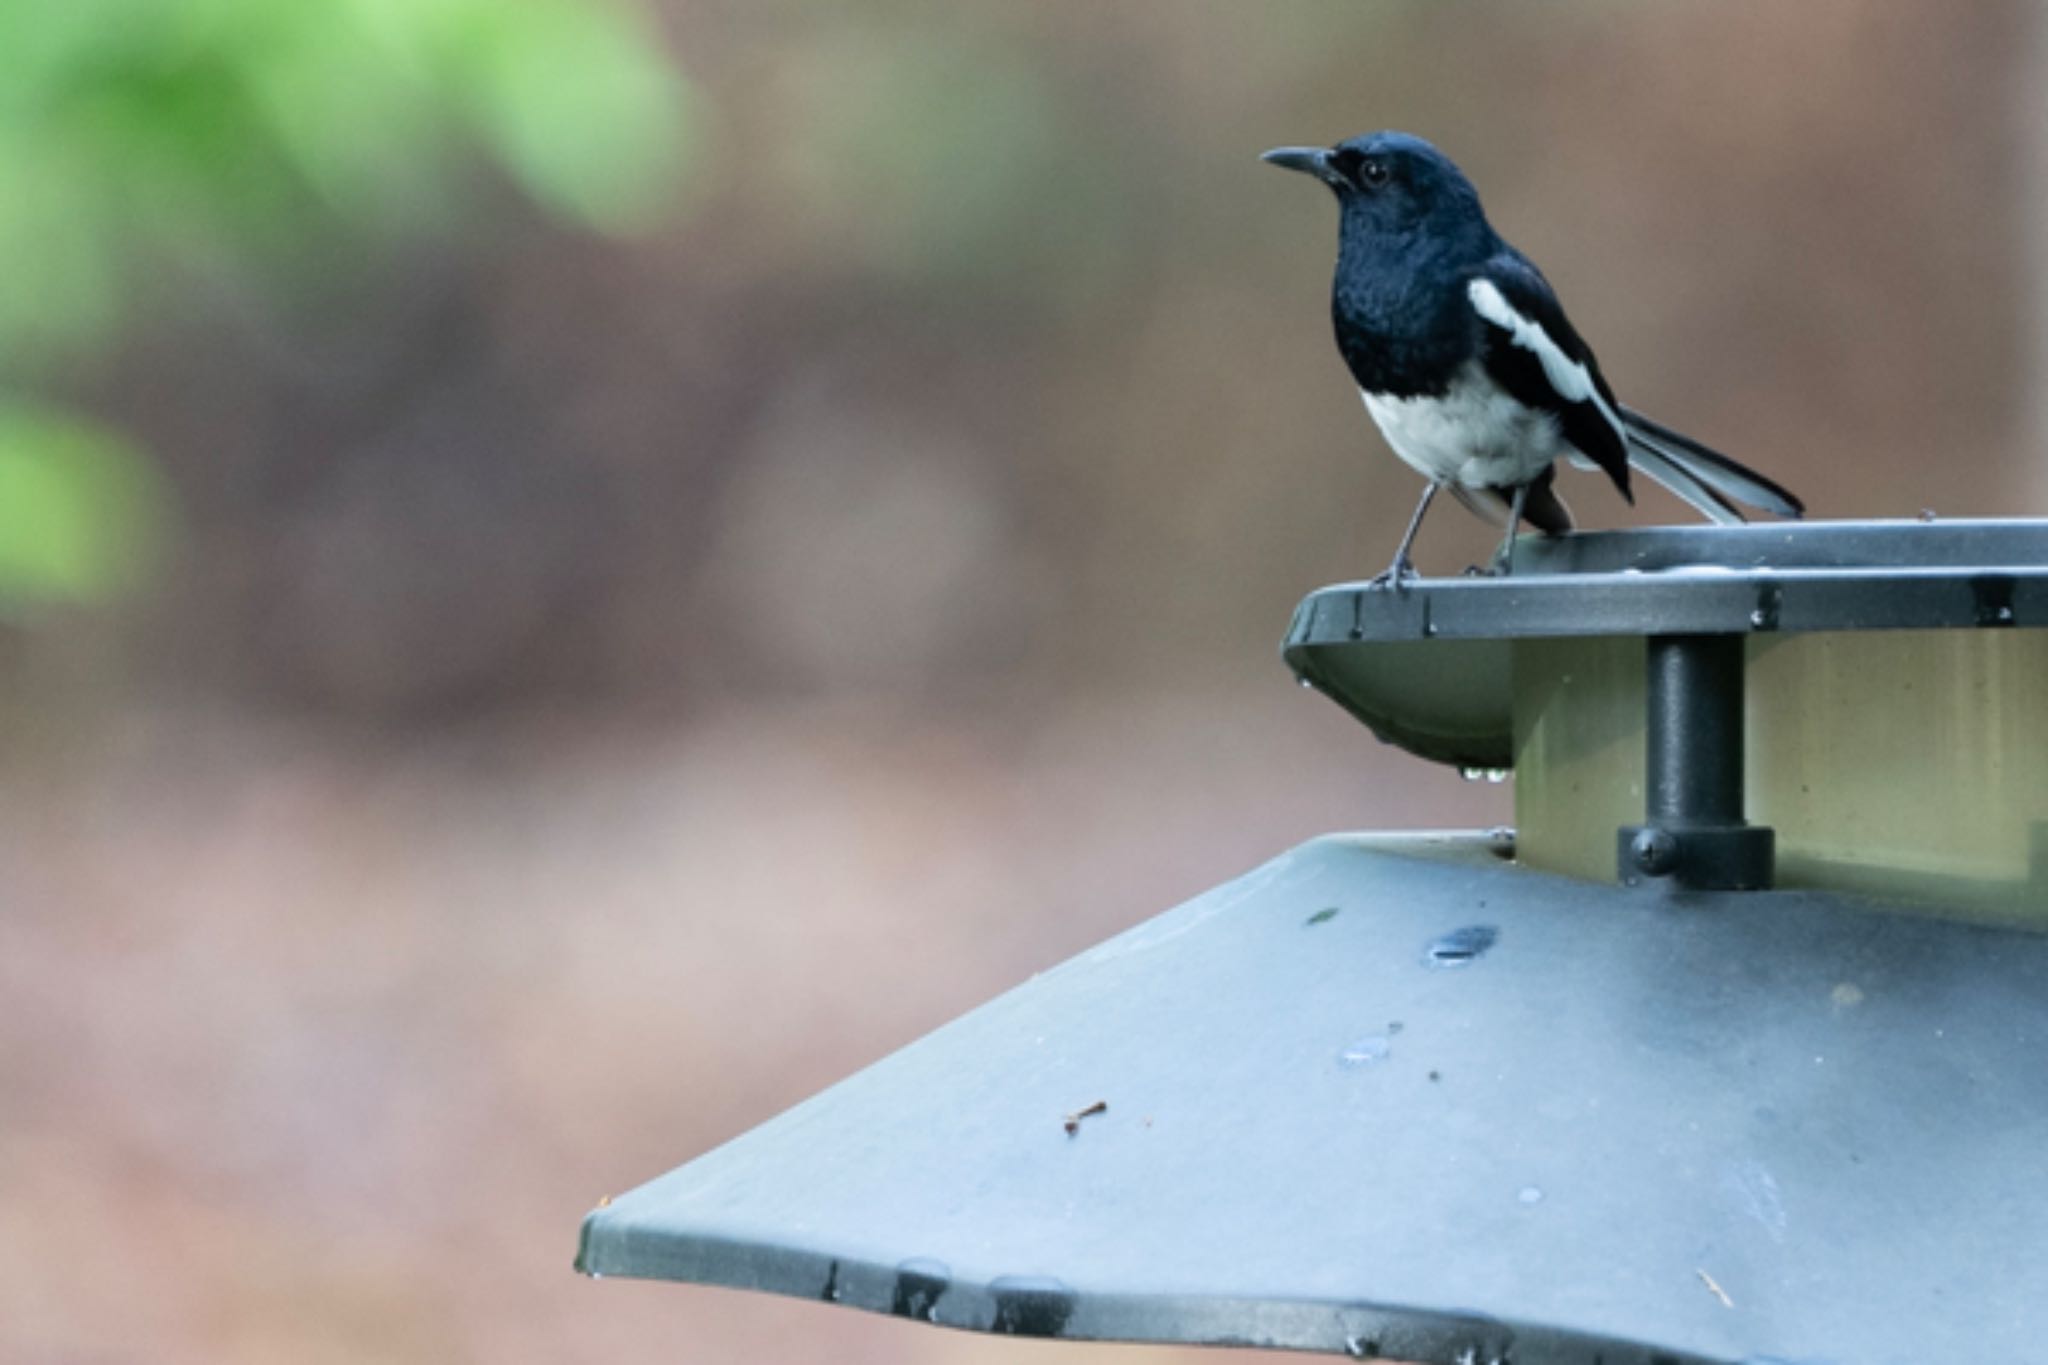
[[1366, 557, 1419, 592], [1473, 539, 1520, 578]]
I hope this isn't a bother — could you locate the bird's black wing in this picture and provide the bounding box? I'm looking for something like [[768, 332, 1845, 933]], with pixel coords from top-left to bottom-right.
[[1466, 252, 1633, 503]]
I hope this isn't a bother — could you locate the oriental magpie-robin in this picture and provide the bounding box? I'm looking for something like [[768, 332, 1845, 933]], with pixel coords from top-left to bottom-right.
[[1263, 130, 1803, 583]]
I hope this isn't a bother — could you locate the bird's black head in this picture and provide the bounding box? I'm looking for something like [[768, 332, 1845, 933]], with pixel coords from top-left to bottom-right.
[[1261, 130, 1491, 253]]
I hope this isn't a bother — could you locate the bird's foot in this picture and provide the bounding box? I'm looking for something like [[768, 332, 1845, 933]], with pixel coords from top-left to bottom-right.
[[1365, 556, 1419, 592]]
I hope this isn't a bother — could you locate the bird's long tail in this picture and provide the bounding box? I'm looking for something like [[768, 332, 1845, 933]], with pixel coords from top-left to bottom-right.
[[1617, 405, 1804, 525]]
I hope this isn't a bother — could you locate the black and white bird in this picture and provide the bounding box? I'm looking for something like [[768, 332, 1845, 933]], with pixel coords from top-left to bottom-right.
[[1262, 130, 1803, 583]]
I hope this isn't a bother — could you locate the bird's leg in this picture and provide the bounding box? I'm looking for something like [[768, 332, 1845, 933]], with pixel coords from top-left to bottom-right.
[[1487, 482, 1531, 577], [1369, 482, 1440, 590]]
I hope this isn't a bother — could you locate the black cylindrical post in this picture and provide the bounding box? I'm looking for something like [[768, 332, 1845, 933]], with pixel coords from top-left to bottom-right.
[[1619, 633, 1774, 890], [1645, 634, 1745, 826]]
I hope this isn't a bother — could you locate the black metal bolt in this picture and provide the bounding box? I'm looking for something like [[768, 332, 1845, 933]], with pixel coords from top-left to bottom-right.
[[1629, 827, 1681, 878]]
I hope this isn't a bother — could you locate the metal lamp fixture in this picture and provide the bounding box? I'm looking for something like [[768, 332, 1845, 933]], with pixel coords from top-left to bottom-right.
[[579, 520, 2048, 1365]]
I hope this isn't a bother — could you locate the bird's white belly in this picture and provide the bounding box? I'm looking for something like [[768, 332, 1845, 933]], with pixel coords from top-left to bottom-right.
[[1361, 363, 1563, 488]]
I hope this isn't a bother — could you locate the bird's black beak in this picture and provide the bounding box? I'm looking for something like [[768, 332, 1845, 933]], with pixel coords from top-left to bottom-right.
[[1261, 145, 1342, 187]]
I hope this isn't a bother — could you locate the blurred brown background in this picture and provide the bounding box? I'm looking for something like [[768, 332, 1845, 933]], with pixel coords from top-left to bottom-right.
[[3, 2, 2043, 1362]]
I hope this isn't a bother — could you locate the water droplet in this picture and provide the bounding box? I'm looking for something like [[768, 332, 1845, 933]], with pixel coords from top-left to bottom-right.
[[1459, 766, 1483, 782], [1339, 1033, 1393, 1067], [1483, 767, 1508, 784], [1518, 1185, 1544, 1205], [1424, 924, 1498, 968], [1344, 1335, 1378, 1359], [1298, 676, 1315, 689]]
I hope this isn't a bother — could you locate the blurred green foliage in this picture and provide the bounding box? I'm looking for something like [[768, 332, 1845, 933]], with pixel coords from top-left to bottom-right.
[[0, 0, 695, 608], [0, 404, 167, 606]]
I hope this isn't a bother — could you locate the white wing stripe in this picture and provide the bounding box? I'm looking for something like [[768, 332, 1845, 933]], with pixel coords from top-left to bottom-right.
[[1467, 277, 1627, 449]]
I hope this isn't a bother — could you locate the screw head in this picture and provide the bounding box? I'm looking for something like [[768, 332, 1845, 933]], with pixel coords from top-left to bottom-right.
[[1631, 827, 1681, 878]]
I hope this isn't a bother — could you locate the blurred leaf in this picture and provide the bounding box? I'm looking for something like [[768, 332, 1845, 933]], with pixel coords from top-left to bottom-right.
[[450, 0, 696, 232], [0, 0, 697, 367], [0, 404, 167, 605], [0, 133, 123, 357], [0, 0, 694, 614]]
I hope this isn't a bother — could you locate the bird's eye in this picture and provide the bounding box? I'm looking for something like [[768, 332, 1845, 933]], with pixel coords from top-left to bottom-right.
[[1358, 157, 1390, 188]]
